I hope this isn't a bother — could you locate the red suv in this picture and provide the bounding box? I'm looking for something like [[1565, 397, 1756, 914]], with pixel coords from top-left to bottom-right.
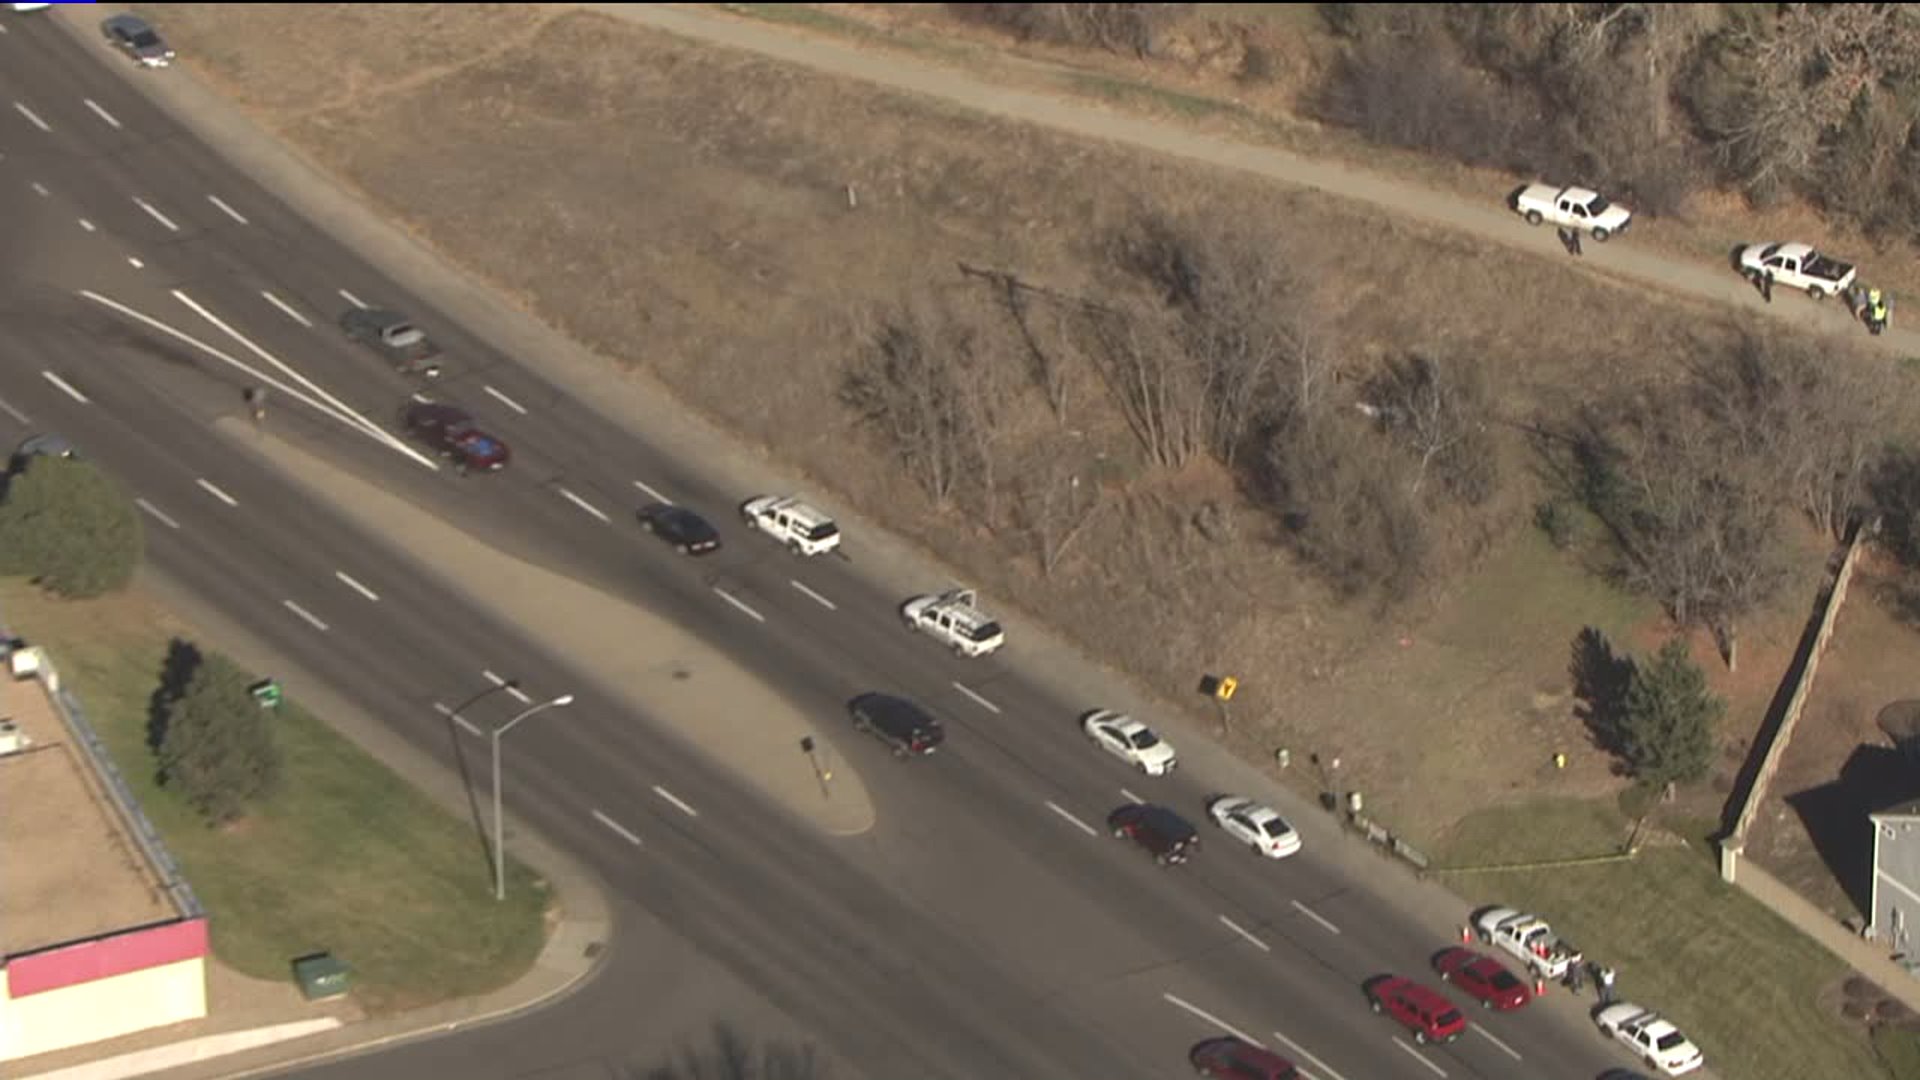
[[1190, 1036, 1299, 1079], [1365, 974, 1467, 1045]]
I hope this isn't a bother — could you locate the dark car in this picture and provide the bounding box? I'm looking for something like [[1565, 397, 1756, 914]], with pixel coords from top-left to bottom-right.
[[1365, 974, 1467, 1045], [102, 14, 174, 67], [637, 504, 721, 556], [1190, 1036, 1299, 1079], [1108, 804, 1199, 866], [340, 308, 443, 378], [403, 403, 510, 473], [8, 433, 76, 475], [848, 693, 945, 757], [1433, 946, 1531, 1011]]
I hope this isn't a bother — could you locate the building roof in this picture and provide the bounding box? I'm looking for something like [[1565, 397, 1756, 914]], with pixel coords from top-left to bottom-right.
[[0, 677, 176, 958], [1873, 798, 1920, 823]]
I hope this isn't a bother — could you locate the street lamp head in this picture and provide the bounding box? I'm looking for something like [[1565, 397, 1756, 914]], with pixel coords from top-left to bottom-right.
[[552, 694, 576, 707]]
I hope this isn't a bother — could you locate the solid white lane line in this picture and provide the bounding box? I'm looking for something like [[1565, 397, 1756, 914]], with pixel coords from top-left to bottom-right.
[[0, 395, 27, 424], [135, 498, 180, 530], [338, 288, 368, 309], [790, 580, 836, 610], [195, 478, 238, 507], [558, 487, 610, 523], [951, 681, 1001, 714], [334, 571, 379, 602], [260, 290, 312, 327], [1160, 993, 1265, 1049], [632, 479, 671, 504], [207, 194, 249, 225], [483, 670, 532, 704], [1217, 915, 1271, 952], [1270, 1028, 1354, 1080], [14, 102, 50, 132], [40, 371, 88, 403], [592, 810, 643, 847], [1391, 1038, 1447, 1077], [1291, 899, 1342, 935], [432, 704, 486, 737], [1473, 1026, 1521, 1061], [1045, 800, 1097, 837], [653, 786, 698, 818], [282, 600, 329, 632], [483, 385, 527, 415], [78, 218, 96, 233], [83, 98, 122, 130], [1121, 787, 1145, 805], [713, 587, 765, 623], [132, 197, 179, 232]]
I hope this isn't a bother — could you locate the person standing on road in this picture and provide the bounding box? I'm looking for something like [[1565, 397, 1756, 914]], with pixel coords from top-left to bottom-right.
[[1867, 289, 1892, 335], [1759, 269, 1775, 304], [1557, 225, 1583, 257], [244, 386, 267, 426], [1596, 964, 1617, 1005]]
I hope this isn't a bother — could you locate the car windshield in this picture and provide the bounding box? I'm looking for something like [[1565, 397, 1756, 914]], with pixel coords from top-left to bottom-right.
[[1435, 1009, 1462, 1028], [1655, 1031, 1688, 1052], [1261, 819, 1291, 837], [1488, 970, 1521, 990], [806, 522, 839, 541], [1758, 243, 1781, 259], [1588, 195, 1611, 214], [132, 30, 162, 47], [966, 621, 1002, 643], [1127, 729, 1161, 750]]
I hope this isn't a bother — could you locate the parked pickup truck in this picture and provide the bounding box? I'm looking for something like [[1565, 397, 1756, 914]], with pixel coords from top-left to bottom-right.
[[341, 308, 444, 378], [1473, 907, 1583, 979], [1737, 242, 1856, 299], [1512, 184, 1633, 241]]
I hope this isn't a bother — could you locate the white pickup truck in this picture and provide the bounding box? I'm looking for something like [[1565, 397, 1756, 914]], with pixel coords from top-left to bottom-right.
[[1512, 184, 1633, 241], [1737, 242, 1856, 299], [1473, 907, 1583, 979]]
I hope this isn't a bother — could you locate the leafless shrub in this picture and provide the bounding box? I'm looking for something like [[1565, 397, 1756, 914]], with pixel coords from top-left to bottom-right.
[[1085, 305, 1207, 470], [1013, 435, 1109, 577], [1362, 353, 1498, 504], [1316, 32, 1538, 172], [951, 3, 1194, 57], [1259, 413, 1431, 603]]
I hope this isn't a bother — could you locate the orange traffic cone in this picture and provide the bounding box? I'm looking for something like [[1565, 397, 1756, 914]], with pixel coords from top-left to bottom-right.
[[1460, 925, 1472, 944], [1533, 976, 1546, 996]]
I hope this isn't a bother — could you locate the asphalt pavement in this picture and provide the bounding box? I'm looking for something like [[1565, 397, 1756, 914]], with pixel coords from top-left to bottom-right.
[[1, 10, 1659, 1080]]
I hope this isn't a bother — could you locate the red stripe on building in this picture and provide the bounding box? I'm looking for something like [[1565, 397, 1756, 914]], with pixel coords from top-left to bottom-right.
[[5, 917, 208, 997]]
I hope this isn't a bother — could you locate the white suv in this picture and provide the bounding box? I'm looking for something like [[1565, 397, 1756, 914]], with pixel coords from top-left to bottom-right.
[[901, 588, 1004, 658], [741, 495, 841, 556]]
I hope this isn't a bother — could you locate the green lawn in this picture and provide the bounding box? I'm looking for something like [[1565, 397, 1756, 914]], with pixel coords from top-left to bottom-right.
[[1439, 798, 1887, 1080], [2, 581, 548, 1015]]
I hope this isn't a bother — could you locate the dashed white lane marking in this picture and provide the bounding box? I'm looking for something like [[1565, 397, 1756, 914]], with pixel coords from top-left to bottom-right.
[[1291, 899, 1341, 935], [1217, 915, 1271, 953], [195, 478, 238, 507], [1045, 800, 1096, 837], [951, 681, 1001, 714], [483, 670, 532, 704], [1272, 1028, 1354, 1080], [1473, 1026, 1521, 1061], [0, 395, 27, 424], [40, 371, 88, 403], [432, 702, 485, 737], [1391, 1038, 1447, 1077], [338, 288, 368, 309], [30, 181, 48, 197], [592, 810, 643, 847], [483, 385, 527, 415], [558, 487, 610, 523], [334, 571, 379, 602], [790, 580, 836, 610], [632, 479, 671, 504], [132, 197, 179, 232], [207, 194, 249, 225], [83, 98, 121, 130], [409, 391, 432, 404], [282, 600, 329, 632], [13, 102, 50, 132], [127, 256, 144, 269], [1121, 787, 1144, 805], [260, 290, 312, 327], [1160, 993, 1265, 1049], [713, 587, 765, 623], [653, 785, 698, 818], [78, 218, 96, 232], [135, 498, 180, 530]]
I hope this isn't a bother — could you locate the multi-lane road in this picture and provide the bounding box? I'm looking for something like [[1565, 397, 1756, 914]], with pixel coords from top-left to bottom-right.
[[3, 14, 1648, 1080]]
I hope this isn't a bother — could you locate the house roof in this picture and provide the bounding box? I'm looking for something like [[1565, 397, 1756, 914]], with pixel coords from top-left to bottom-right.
[[1872, 798, 1920, 823]]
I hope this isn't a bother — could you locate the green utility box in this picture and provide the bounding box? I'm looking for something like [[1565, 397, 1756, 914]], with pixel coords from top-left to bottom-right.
[[292, 952, 352, 1001]]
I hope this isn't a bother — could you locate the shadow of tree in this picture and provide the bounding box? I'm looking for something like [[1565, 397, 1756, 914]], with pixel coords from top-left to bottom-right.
[[1786, 743, 1919, 921], [146, 637, 202, 763], [628, 1021, 829, 1080], [1569, 626, 1635, 763]]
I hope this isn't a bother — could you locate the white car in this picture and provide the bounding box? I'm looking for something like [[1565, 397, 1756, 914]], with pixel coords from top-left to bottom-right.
[[1207, 796, 1302, 858], [1082, 709, 1177, 776], [1596, 1003, 1704, 1077]]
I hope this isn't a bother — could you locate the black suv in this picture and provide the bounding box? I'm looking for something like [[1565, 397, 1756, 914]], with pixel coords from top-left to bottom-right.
[[637, 503, 721, 556], [848, 693, 945, 758], [1109, 804, 1200, 866]]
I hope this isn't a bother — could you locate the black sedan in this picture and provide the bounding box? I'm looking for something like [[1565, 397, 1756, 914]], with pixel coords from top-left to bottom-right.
[[1108, 804, 1200, 866], [637, 504, 721, 555]]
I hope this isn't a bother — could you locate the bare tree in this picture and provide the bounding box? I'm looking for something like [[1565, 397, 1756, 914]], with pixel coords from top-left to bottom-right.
[[955, 3, 1194, 56], [1014, 437, 1108, 577], [1364, 353, 1496, 502], [1087, 305, 1207, 470], [1260, 413, 1430, 602]]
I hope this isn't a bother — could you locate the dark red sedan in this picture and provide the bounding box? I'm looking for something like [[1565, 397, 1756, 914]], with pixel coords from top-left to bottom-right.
[[1433, 946, 1532, 1011], [1190, 1036, 1299, 1079], [403, 403, 510, 473]]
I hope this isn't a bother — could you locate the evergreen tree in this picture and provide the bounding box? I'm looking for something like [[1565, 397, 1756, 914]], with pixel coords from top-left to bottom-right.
[[1620, 638, 1722, 790], [156, 653, 283, 825], [0, 455, 142, 597]]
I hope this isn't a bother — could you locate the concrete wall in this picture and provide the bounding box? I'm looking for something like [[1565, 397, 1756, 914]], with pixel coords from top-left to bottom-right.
[[0, 957, 207, 1061]]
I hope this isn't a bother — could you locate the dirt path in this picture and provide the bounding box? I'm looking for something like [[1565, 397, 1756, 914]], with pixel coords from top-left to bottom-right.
[[593, 2, 1919, 355]]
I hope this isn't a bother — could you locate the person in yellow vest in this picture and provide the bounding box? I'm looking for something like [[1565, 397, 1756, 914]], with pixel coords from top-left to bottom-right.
[[1867, 289, 1892, 336]]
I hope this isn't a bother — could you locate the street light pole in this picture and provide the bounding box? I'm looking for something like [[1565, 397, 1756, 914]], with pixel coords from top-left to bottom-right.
[[491, 693, 575, 901]]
